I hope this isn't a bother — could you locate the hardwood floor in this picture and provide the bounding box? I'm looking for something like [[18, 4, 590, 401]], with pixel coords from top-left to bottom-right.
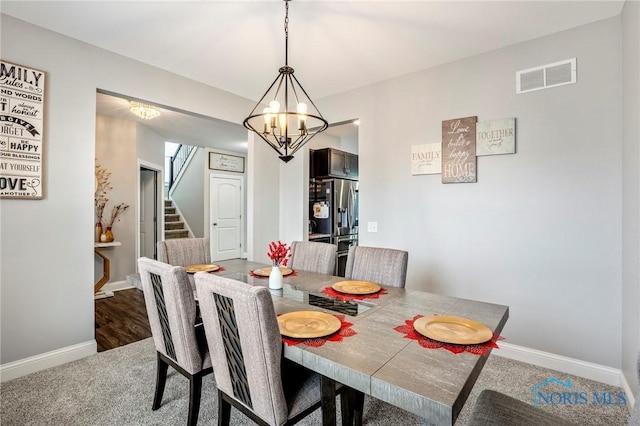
[[95, 288, 152, 352]]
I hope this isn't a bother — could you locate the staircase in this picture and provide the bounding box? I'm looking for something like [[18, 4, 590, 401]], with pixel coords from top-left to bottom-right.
[[164, 199, 189, 239]]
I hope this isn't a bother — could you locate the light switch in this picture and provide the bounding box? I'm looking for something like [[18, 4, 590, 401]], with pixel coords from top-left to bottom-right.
[[367, 222, 378, 232]]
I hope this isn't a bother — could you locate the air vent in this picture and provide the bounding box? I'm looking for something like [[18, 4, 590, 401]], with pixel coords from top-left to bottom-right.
[[516, 58, 576, 94]]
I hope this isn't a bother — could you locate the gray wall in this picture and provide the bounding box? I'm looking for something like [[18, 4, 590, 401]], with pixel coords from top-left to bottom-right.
[[316, 17, 623, 368], [172, 148, 205, 237], [0, 14, 255, 365], [622, 0, 640, 394]]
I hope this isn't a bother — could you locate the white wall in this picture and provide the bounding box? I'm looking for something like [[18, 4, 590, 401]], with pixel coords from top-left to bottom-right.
[[621, 0, 640, 394], [0, 14, 256, 366], [313, 17, 624, 369]]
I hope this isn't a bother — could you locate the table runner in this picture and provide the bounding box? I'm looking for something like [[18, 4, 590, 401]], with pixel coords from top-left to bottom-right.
[[393, 314, 503, 356]]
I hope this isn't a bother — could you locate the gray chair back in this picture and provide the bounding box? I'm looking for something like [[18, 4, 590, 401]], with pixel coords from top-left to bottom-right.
[[157, 238, 211, 267], [195, 272, 289, 425], [289, 241, 337, 275], [344, 246, 408, 288], [138, 257, 207, 374]]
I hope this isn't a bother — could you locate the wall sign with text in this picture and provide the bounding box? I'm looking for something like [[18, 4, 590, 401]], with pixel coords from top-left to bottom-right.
[[411, 143, 441, 175], [208, 152, 245, 173], [442, 116, 477, 183], [476, 118, 516, 156], [0, 60, 45, 199]]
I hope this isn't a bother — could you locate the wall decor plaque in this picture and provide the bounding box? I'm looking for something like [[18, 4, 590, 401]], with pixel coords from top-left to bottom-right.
[[442, 116, 477, 183], [208, 152, 245, 173], [0, 60, 45, 199], [476, 118, 516, 156], [411, 143, 441, 175]]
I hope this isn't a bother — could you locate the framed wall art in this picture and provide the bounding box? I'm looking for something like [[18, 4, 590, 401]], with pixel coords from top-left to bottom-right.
[[208, 152, 245, 173], [0, 60, 46, 199]]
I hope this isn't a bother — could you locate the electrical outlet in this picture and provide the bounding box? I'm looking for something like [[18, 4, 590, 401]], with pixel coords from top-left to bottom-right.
[[367, 221, 378, 232]]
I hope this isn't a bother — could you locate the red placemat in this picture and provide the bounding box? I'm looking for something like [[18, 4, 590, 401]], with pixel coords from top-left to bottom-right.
[[393, 314, 503, 356], [321, 286, 388, 302], [281, 314, 356, 347], [250, 270, 298, 278], [211, 266, 225, 273]]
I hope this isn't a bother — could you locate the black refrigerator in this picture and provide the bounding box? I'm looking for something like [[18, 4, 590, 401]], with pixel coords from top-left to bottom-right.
[[309, 178, 358, 276]]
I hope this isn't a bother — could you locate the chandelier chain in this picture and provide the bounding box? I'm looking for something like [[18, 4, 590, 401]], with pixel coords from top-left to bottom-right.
[[284, 0, 290, 66]]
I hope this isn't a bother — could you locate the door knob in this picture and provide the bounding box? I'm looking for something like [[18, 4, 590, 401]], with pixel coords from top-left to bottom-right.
[[213, 223, 218, 226]]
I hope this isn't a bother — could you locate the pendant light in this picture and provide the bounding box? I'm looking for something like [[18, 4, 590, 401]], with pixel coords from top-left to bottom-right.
[[243, 0, 328, 163]]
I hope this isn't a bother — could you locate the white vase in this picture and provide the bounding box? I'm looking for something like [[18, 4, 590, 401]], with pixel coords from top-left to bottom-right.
[[269, 265, 283, 290]]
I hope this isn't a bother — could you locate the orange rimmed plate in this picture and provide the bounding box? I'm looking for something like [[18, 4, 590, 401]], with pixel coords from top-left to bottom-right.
[[252, 266, 293, 277], [278, 311, 341, 339], [413, 315, 493, 345], [184, 264, 219, 274], [332, 280, 381, 295]]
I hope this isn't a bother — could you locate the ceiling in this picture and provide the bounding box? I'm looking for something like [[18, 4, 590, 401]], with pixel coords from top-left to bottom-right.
[[3, 1, 625, 152]]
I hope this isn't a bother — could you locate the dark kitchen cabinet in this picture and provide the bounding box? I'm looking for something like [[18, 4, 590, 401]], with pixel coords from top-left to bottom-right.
[[311, 148, 358, 180]]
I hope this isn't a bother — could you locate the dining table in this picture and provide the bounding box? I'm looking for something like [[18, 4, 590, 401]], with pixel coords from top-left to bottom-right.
[[183, 258, 510, 426]]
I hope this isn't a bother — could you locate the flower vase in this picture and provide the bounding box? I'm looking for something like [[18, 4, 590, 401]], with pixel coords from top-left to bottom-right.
[[95, 222, 103, 242], [100, 227, 114, 243], [269, 264, 283, 290]]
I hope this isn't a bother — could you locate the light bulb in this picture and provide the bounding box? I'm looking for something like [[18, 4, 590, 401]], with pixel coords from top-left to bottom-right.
[[262, 107, 271, 133], [279, 113, 288, 136], [297, 103, 308, 133], [269, 100, 280, 112]]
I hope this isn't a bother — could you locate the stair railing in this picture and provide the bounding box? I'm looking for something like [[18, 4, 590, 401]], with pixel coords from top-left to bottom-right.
[[168, 144, 195, 190]]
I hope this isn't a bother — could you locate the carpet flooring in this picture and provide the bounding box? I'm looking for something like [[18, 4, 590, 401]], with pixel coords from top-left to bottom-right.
[[0, 338, 632, 425]]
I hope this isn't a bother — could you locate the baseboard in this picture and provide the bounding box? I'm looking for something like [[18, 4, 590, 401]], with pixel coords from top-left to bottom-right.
[[495, 342, 624, 388], [102, 280, 134, 292], [0, 340, 96, 383], [620, 370, 636, 408]]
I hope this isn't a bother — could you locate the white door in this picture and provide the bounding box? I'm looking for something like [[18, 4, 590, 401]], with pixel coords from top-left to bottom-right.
[[140, 168, 157, 259], [210, 175, 242, 261]]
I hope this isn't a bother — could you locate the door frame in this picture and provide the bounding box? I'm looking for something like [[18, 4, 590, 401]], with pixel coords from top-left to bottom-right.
[[209, 172, 245, 261], [137, 160, 163, 267]]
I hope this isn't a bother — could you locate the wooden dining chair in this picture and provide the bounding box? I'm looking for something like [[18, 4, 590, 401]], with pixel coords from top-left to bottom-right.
[[194, 272, 350, 426], [157, 237, 211, 267], [137, 257, 213, 426], [289, 241, 337, 275], [344, 245, 409, 287]]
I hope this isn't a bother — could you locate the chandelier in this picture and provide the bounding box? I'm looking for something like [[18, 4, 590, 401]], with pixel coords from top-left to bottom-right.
[[129, 101, 160, 120], [243, 0, 328, 163]]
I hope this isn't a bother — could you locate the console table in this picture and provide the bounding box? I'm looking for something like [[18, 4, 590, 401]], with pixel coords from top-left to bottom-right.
[[94, 241, 121, 299]]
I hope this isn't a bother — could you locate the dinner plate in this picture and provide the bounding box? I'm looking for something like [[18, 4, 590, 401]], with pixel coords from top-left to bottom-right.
[[332, 280, 381, 295], [278, 311, 341, 339], [184, 264, 219, 273], [252, 266, 293, 277], [413, 315, 493, 345]]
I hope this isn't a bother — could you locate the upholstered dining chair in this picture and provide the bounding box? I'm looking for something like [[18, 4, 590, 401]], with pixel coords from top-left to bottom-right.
[[289, 241, 337, 275], [137, 257, 213, 426], [468, 352, 640, 426], [194, 272, 350, 426], [157, 237, 211, 267], [344, 245, 409, 287]]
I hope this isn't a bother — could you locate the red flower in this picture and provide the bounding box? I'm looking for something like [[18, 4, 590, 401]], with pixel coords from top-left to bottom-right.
[[267, 241, 291, 266]]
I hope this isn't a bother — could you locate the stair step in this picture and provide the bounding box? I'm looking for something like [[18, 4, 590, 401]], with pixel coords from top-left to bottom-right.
[[164, 207, 176, 215], [165, 230, 189, 239], [165, 221, 184, 230], [164, 200, 172, 207], [165, 213, 180, 222]]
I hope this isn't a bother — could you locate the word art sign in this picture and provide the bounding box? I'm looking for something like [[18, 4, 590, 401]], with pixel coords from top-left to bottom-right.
[[0, 60, 45, 199], [411, 143, 441, 175], [476, 118, 516, 156], [442, 116, 477, 183], [209, 152, 245, 173]]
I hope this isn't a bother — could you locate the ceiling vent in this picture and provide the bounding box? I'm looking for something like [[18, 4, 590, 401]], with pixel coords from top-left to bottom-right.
[[516, 58, 576, 94]]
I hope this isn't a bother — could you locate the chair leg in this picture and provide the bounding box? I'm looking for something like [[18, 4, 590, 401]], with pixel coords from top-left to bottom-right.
[[352, 389, 364, 426], [218, 389, 231, 426], [153, 352, 169, 411], [187, 374, 203, 426], [340, 388, 354, 426]]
